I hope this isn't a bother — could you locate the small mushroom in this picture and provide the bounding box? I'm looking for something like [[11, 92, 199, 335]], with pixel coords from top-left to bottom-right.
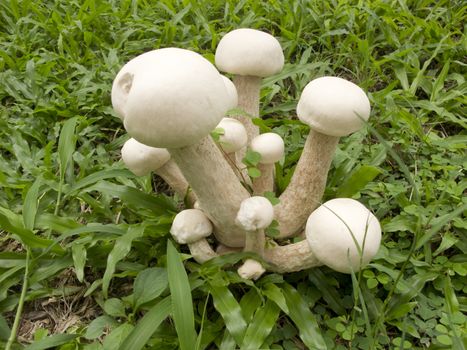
[[121, 138, 195, 205], [170, 209, 217, 263], [305, 198, 382, 273], [113, 48, 250, 247], [275, 77, 371, 237], [249, 133, 284, 195], [215, 29, 284, 142], [237, 259, 265, 280], [235, 196, 274, 279]]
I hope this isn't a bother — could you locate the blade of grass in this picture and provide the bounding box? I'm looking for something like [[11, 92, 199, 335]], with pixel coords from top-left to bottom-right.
[[118, 296, 171, 350], [167, 240, 197, 350], [23, 334, 78, 350], [22, 177, 42, 230]]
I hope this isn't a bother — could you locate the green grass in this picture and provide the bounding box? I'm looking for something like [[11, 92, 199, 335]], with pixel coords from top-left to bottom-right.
[[0, 0, 466, 349]]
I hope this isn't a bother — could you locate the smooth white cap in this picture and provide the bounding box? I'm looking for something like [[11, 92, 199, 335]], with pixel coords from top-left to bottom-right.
[[216, 118, 248, 153], [250, 133, 284, 164], [297, 76, 371, 137], [215, 28, 284, 77], [236, 196, 274, 231], [221, 75, 238, 110], [237, 259, 265, 280], [170, 209, 213, 244], [305, 198, 381, 274], [112, 48, 230, 148], [121, 138, 170, 176]]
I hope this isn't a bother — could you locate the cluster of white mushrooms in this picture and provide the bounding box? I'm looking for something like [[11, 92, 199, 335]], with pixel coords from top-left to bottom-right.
[[113, 28, 382, 279]]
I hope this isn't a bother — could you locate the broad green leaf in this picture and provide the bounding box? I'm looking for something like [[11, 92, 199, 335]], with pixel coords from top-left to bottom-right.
[[24, 334, 78, 350], [262, 283, 288, 314], [103, 323, 134, 350], [209, 284, 247, 345], [23, 177, 42, 230], [336, 165, 382, 197], [118, 297, 171, 350], [167, 241, 197, 350], [102, 225, 145, 297], [308, 269, 346, 315], [103, 298, 126, 318], [281, 283, 327, 350], [67, 169, 134, 195], [239, 289, 262, 323], [0, 314, 10, 341], [58, 117, 78, 180], [240, 300, 280, 350], [433, 232, 458, 256], [133, 267, 168, 311], [86, 181, 177, 215], [71, 243, 86, 282], [85, 315, 118, 340]]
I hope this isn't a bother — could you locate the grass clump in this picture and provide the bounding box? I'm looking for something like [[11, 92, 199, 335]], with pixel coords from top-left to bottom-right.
[[0, 0, 466, 349]]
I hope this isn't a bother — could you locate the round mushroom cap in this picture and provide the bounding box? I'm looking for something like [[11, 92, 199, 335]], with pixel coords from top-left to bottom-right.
[[112, 48, 230, 148], [250, 133, 285, 164], [121, 138, 170, 176], [221, 75, 238, 110], [237, 259, 265, 280], [297, 76, 371, 137], [170, 209, 213, 244], [215, 28, 284, 77], [236, 196, 274, 231], [216, 118, 248, 153], [305, 198, 381, 274]]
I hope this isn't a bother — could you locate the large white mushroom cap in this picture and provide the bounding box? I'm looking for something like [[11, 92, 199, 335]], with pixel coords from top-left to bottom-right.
[[121, 138, 170, 176], [170, 209, 213, 244], [221, 75, 238, 110], [250, 133, 285, 164], [112, 48, 230, 148], [236, 196, 274, 231], [305, 198, 382, 274], [216, 118, 248, 153], [215, 28, 284, 77], [297, 76, 371, 137]]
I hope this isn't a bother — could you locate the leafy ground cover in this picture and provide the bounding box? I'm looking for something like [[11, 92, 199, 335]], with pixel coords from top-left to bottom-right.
[[0, 0, 466, 349]]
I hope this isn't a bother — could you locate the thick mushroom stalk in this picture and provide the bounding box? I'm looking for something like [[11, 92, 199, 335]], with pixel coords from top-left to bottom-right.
[[275, 77, 371, 238], [170, 209, 217, 264], [121, 138, 196, 205], [306, 198, 382, 273], [112, 48, 250, 247], [250, 133, 284, 195], [215, 29, 284, 143], [264, 239, 321, 273], [235, 196, 274, 279]]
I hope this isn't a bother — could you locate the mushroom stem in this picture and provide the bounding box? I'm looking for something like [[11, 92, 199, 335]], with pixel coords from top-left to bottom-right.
[[155, 159, 197, 206], [169, 136, 250, 247], [244, 229, 265, 257], [187, 239, 218, 264], [233, 75, 261, 142], [252, 163, 274, 195], [264, 239, 322, 273], [275, 130, 339, 238]]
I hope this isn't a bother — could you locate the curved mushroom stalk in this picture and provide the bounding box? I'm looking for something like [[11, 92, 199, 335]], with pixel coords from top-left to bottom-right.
[[215, 29, 285, 144], [170, 136, 249, 247], [264, 239, 322, 273], [274, 131, 339, 237], [121, 138, 196, 206], [188, 239, 218, 264], [250, 133, 284, 195], [275, 77, 371, 238]]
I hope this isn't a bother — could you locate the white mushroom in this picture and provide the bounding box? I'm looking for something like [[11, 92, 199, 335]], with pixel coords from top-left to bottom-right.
[[215, 29, 284, 143], [275, 77, 371, 238], [249, 133, 284, 195], [112, 48, 250, 247], [170, 209, 217, 263], [121, 138, 195, 205], [235, 196, 274, 280], [305, 198, 381, 273], [221, 75, 238, 110], [237, 259, 265, 280]]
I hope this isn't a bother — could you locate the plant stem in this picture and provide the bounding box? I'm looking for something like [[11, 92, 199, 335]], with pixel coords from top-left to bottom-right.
[[5, 249, 30, 350]]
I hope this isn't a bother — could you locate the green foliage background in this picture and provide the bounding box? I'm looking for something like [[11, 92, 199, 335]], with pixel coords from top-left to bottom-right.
[[0, 0, 465, 349]]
